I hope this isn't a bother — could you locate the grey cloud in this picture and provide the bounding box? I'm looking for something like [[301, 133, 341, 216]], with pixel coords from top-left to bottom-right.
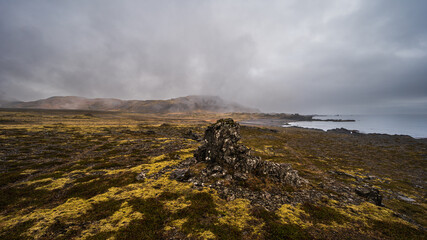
[[0, 0, 426, 114]]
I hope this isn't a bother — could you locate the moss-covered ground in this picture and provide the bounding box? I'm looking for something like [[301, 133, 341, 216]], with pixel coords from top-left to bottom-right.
[[0, 109, 425, 239]]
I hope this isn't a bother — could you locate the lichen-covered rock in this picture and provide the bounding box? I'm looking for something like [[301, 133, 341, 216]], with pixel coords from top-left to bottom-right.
[[194, 118, 307, 187], [194, 118, 243, 164]]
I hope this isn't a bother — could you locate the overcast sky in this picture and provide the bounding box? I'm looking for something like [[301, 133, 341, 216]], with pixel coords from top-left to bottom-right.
[[1, 0, 426, 114]]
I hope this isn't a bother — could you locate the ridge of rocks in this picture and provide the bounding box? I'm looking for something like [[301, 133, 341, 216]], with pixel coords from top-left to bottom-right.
[[193, 118, 307, 187]]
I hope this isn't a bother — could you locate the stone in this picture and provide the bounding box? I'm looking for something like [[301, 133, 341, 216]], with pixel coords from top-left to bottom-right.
[[355, 186, 383, 206], [224, 174, 233, 181], [397, 195, 416, 203], [227, 194, 236, 201], [169, 169, 191, 181], [136, 170, 148, 181], [234, 172, 248, 181], [212, 165, 222, 172]]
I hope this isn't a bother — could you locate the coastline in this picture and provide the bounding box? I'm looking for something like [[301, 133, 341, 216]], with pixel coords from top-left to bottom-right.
[[240, 118, 427, 140]]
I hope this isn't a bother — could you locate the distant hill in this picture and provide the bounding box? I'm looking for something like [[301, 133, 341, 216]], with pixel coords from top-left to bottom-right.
[[0, 95, 259, 113]]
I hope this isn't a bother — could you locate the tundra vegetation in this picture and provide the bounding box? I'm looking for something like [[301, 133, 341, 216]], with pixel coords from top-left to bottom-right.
[[0, 109, 425, 239]]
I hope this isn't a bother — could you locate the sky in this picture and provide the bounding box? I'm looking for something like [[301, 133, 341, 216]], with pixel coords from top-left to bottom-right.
[[0, 0, 426, 114]]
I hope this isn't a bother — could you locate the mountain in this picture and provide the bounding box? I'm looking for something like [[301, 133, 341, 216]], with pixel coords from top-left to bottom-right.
[[1, 95, 259, 113]]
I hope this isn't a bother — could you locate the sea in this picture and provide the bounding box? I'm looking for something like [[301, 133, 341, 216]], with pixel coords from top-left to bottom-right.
[[285, 114, 427, 139]]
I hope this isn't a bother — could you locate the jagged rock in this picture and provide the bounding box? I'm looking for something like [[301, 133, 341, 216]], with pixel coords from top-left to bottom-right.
[[355, 186, 383, 206], [194, 118, 307, 187]]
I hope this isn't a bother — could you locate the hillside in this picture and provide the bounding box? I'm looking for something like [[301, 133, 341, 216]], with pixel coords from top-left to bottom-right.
[[1, 96, 259, 113]]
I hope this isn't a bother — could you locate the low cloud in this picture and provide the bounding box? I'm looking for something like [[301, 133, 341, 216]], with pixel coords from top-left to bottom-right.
[[1, 0, 426, 114]]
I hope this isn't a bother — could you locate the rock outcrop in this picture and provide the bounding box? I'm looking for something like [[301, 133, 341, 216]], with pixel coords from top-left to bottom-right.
[[135, 118, 390, 211], [193, 118, 307, 187], [168, 119, 310, 209]]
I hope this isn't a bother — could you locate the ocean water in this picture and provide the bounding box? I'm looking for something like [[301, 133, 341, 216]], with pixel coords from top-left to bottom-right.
[[285, 114, 427, 139]]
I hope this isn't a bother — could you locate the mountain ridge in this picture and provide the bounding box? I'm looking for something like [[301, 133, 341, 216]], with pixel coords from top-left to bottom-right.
[[0, 95, 259, 113]]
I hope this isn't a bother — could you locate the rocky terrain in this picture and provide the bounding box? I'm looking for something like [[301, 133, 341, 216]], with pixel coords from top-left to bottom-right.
[[0, 109, 425, 239], [166, 119, 385, 211], [165, 119, 307, 210]]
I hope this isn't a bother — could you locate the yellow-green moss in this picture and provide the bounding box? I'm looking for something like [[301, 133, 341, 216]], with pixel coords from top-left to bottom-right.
[[20, 169, 37, 175], [164, 218, 188, 231], [163, 196, 191, 214], [80, 201, 143, 239], [22, 177, 53, 186], [218, 198, 258, 231], [194, 230, 216, 239], [4, 198, 93, 238], [277, 203, 311, 227], [36, 177, 72, 190]]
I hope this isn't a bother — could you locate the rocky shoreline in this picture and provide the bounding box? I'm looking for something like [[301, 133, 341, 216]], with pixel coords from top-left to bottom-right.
[[240, 115, 355, 127], [242, 117, 427, 141]]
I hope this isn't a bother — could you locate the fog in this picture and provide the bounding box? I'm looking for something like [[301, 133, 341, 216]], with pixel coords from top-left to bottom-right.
[[1, 0, 426, 114]]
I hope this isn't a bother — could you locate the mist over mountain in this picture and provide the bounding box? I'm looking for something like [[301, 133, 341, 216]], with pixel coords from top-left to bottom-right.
[[1, 95, 259, 113], [1, 1, 426, 114]]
